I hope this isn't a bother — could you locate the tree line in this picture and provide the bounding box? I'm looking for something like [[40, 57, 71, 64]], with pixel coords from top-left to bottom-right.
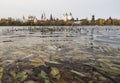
[[0, 17, 120, 26]]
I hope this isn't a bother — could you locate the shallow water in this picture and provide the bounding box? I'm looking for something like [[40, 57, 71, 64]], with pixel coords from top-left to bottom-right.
[[0, 26, 120, 83], [0, 26, 120, 48]]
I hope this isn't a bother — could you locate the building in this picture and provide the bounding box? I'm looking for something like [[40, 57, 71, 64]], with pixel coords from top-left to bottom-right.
[[22, 16, 27, 23], [112, 19, 120, 25], [91, 15, 96, 25], [28, 16, 37, 23], [41, 13, 47, 21], [0, 18, 8, 24], [80, 19, 89, 25], [96, 18, 105, 25], [106, 17, 113, 25], [63, 12, 73, 21]]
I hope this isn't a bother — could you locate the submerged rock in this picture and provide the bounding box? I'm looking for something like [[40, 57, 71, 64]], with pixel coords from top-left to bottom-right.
[[29, 58, 46, 67], [1, 58, 118, 83], [50, 67, 60, 80], [0, 67, 4, 82]]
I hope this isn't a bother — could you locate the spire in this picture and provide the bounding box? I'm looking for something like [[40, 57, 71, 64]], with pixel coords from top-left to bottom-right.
[[92, 15, 95, 21], [23, 16, 25, 20], [41, 13, 46, 21], [50, 14, 53, 21], [41, 14, 44, 20], [69, 12, 72, 16], [65, 13, 68, 16], [43, 13, 46, 20], [91, 15, 95, 25]]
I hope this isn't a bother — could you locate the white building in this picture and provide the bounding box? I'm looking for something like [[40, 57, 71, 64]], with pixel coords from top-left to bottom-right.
[[28, 16, 37, 23], [22, 16, 27, 23], [63, 12, 73, 21], [41, 13, 47, 21]]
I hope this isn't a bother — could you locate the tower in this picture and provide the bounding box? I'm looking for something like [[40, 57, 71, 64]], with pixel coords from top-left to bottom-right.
[[92, 15, 95, 21], [91, 15, 95, 25], [41, 14, 44, 21], [50, 14, 53, 21], [107, 17, 113, 25], [68, 12, 73, 20], [41, 13, 46, 21], [63, 12, 73, 21], [22, 16, 26, 23]]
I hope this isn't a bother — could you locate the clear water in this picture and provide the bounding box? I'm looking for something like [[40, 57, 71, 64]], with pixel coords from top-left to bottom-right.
[[0, 26, 120, 48]]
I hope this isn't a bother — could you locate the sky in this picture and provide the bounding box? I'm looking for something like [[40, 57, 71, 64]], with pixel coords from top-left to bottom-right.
[[0, 0, 120, 20]]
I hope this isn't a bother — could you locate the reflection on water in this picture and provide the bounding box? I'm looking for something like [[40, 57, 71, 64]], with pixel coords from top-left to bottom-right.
[[0, 26, 120, 82], [0, 26, 120, 48]]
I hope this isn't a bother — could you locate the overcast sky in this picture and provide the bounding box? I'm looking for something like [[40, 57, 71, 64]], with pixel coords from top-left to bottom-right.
[[0, 0, 120, 19]]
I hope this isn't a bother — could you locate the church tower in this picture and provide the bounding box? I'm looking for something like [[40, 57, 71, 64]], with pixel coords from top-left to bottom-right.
[[91, 15, 96, 25]]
